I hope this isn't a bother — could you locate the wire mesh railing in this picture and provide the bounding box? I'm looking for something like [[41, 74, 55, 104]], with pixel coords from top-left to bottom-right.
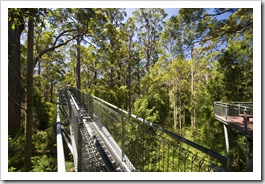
[[70, 87, 227, 172]]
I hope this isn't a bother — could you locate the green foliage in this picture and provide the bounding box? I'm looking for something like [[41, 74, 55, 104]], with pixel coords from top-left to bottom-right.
[[31, 155, 56, 172], [9, 8, 253, 172], [8, 136, 25, 172]]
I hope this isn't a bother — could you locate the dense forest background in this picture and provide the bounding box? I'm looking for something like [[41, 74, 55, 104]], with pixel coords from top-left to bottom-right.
[[8, 8, 253, 172]]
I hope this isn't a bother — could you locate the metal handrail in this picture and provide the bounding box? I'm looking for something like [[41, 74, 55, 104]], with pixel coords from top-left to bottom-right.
[[92, 95, 227, 165], [56, 97, 66, 172], [214, 101, 253, 117]]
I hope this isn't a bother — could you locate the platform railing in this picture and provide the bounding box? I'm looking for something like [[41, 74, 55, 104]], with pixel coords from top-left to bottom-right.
[[214, 101, 253, 121]]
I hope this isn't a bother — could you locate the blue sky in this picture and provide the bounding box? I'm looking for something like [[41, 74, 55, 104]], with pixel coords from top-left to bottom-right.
[[125, 8, 231, 22], [125, 8, 179, 21]]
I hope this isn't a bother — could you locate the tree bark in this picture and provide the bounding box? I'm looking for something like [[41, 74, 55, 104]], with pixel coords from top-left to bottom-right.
[[24, 13, 34, 171], [37, 61, 41, 88], [76, 37, 81, 89], [8, 20, 22, 138], [109, 39, 114, 88], [190, 48, 196, 131], [173, 94, 177, 130], [127, 36, 132, 114], [50, 82, 53, 103]]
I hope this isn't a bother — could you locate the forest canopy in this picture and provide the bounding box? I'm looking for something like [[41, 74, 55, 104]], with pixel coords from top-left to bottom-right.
[[7, 8, 253, 172]]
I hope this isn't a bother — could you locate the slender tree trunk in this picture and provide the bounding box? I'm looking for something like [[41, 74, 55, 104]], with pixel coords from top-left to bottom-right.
[[37, 61, 41, 88], [127, 62, 132, 114], [8, 20, 22, 138], [173, 93, 177, 130], [50, 82, 53, 103], [146, 48, 150, 73], [24, 13, 34, 171], [190, 48, 196, 131], [183, 104, 185, 128], [109, 39, 114, 88], [93, 62, 97, 85], [76, 37, 81, 89], [191, 61, 194, 130], [179, 100, 182, 135], [127, 36, 132, 114], [137, 59, 141, 97]]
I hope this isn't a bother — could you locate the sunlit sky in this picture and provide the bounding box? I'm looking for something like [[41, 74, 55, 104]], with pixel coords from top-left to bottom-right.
[[125, 8, 179, 21]]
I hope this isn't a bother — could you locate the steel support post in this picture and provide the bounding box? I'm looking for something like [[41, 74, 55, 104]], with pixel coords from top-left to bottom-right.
[[78, 122, 82, 172], [244, 109, 251, 171], [87, 94, 90, 117], [223, 124, 231, 171], [225, 105, 228, 121], [91, 96, 94, 118], [121, 116, 126, 162]]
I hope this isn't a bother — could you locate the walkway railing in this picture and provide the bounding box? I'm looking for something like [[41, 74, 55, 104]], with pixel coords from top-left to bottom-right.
[[214, 102, 253, 121], [70, 87, 227, 172]]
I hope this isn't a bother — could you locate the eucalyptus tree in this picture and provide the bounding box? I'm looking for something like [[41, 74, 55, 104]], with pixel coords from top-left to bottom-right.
[[37, 48, 67, 103], [68, 9, 95, 89], [86, 8, 128, 106], [9, 8, 86, 171], [133, 8, 167, 73], [123, 17, 139, 113], [164, 9, 207, 131], [8, 8, 25, 138], [162, 56, 191, 133]]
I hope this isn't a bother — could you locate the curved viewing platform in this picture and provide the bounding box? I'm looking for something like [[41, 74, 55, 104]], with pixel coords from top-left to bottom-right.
[[214, 102, 253, 139]]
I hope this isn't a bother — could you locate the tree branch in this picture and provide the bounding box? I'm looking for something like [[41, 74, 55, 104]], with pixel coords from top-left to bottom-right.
[[33, 29, 79, 67]]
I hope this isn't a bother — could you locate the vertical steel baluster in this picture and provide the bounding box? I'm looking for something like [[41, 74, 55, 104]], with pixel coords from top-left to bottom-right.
[[121, 115, 125, 162]]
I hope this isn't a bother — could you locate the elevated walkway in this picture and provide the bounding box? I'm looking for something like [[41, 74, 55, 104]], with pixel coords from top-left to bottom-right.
[[214, 101, 253, 171], [214, 102, 253, 138], [56, 86, 231, 172]]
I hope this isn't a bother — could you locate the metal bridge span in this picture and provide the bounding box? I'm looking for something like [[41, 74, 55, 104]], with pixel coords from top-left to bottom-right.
[[56, 86, 228, 172]]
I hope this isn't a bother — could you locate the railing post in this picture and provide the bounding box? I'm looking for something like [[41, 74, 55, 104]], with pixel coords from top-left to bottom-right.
[[225, 104, 228, 121], [121, 115, 126, 162], [90, 96, 94, 119], [99, 102, 102, 126], [244, 108, 251, 171], [244, 108, 248, 134], [77, 118, 82, 172], [87, 93, 90, 117]]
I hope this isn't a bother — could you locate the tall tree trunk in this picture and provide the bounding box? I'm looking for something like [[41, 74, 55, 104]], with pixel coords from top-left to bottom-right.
[[190, 48, 196, 131], [24, 13, 34, 171], [127, 37, 132, 114], [93, 62, 97, 85], [76, 37, 81, 89], [173, 93, 177, 130], [191, 61, 194, 130], [109, 39, 114, 88], [137, 59, 141, 97], [50, 82, 53, 103], [37, 61, 41, 88], [146, 48, 150, 73], [8, 20, 22, 138], [127, 61, 132, 114], [179, 100, 182, 135]]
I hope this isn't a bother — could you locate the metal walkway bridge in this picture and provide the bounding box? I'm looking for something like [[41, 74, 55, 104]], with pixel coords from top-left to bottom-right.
[[56, 86, 228, 172]]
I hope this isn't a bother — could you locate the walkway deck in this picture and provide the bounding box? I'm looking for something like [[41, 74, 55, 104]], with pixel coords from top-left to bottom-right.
[[215, 115, 253, 138]]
